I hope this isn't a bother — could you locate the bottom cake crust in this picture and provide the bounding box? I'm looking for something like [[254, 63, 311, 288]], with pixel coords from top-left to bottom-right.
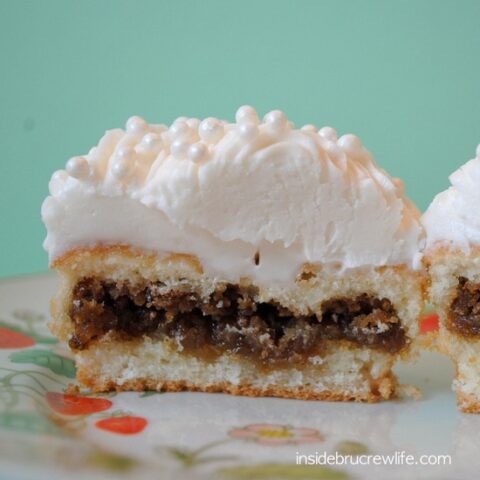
[[74, 335, 397, 402], [78, 376, 396, 403]]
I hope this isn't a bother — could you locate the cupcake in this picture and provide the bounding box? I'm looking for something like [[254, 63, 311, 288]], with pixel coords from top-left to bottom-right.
[[41, 106, 425, 402], [423, 144, 480, 412]]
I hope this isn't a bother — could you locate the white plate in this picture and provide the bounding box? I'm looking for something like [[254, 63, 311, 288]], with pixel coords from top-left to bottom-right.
[[0, 273, 475, 479]]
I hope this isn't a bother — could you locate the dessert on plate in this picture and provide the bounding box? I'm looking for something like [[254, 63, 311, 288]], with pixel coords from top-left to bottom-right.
[[423, 144, 480, 412], [41, 106, 425, 402]]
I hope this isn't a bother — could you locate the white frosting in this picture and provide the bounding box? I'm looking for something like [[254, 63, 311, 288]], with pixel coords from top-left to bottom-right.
[[422, 145, 480, 251], [42, 106, 424, 285]]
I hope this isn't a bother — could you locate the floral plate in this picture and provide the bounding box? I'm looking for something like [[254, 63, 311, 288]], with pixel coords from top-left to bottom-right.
[[0, 273, 477, 479]]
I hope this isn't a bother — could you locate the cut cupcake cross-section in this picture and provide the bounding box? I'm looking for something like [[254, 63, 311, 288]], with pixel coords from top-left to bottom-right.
[[423, 144, 480, 412], [41, 106, 425, 402]]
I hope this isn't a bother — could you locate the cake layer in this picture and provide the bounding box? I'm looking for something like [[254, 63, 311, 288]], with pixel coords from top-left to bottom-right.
[[424, 247, 480, 412], [49, 246, 423, 401], [68, 276, 406, 360], [75, 336, 397, 402], [51, 246, 422, 345]]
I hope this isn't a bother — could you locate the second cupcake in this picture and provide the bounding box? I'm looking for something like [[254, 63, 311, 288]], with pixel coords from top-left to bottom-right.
[[423, 144, 480, 412]]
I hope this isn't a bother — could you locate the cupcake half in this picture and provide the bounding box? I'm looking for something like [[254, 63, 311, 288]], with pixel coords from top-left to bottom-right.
[[41, 106, 425, 402], [423, 144, 480, 412]]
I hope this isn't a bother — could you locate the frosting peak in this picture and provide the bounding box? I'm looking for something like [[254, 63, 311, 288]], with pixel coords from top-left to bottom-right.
[[423, 145, 480, 251], [42, 107, 424, 284]]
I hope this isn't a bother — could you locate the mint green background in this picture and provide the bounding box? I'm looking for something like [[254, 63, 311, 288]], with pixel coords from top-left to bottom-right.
[[1, 0, 479, 278]]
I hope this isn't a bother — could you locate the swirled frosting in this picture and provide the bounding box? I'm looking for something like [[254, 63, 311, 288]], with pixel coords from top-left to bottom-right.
[[423, 145, 480, 251], [42, 106, 424, 284]]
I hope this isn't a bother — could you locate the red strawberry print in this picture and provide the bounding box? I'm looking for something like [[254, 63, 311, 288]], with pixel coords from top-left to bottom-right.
[[46, 392, 113, 415], [420, 313, 439, 334], [0, 327, 35, 349], [95, 416, 148, 435]]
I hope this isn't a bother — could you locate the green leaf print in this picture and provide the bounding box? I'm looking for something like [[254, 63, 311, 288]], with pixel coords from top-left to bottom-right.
[[88, 450, 137, 472], [217, 463, 349, 479], [0, 411, 62, 436], [9, 349, 76, 378]]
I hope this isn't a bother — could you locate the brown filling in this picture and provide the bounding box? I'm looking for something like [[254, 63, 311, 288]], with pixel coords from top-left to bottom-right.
[[449, 276, 480, 336], [69, 278, 407, 363]]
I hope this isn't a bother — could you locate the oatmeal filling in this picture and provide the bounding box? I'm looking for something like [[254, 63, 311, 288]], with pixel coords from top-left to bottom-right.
[[449, 277, 480, 337], [68, 278, 407, 361]]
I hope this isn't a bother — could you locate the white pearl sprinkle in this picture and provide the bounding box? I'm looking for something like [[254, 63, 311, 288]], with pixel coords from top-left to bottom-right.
[[338, 134, 362, 152], [199, 117, 224, 143], [126, 116, 148, 134], [476, 144, 480, 158], [324, 139, 342, 157], [117, 146, 135, 159], [318, 127, 338, 141], [263, 110, 287, 130], [48, 170, 68, 196], [169, 121, 191, 139], [111, 156, 133, 179], [140, 133, 161, 150], [188, 143, 208, 162], [238, 122, 259, 140], [235, 105, 260, 125], [171, 140, 189, 159], [66, 156, 90, 180], [301, 124, 318, 133]]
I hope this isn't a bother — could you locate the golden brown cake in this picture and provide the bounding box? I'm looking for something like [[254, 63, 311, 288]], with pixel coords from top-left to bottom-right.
[[42, 107, 425, 401]]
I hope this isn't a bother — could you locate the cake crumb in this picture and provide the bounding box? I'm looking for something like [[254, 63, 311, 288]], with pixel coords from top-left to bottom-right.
[[398, 383, 422, 401], [66, 383, 81, 395]]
